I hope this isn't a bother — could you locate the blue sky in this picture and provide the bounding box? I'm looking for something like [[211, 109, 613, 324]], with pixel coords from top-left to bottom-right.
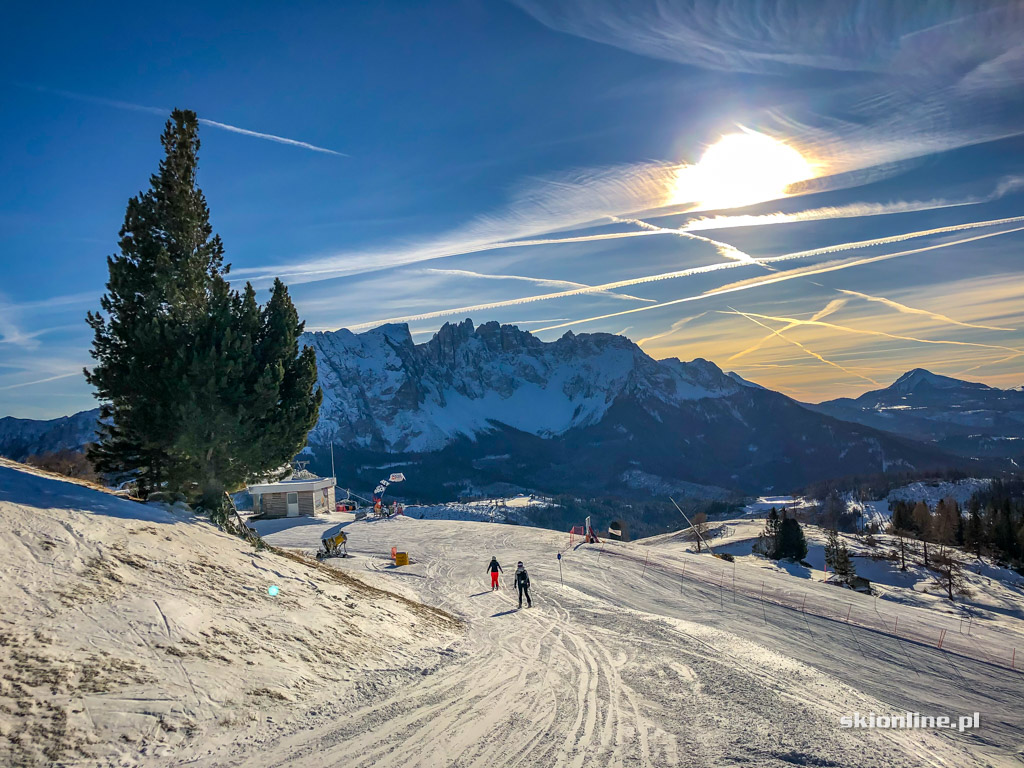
[[2, 0, 1024, 418]]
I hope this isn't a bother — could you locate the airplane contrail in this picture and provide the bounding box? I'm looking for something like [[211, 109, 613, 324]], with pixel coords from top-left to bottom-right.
[[27, 85, 349, 156], [0, 371, 82, 391], [533, 223, 1024, 333], [721, 310, 1024, 356], [611, 216, 757, 262], [728, 308, 881, 386], [953, 351, 1024, 376], [339, 216, 1024, 334], [774, 216, 1024, 262], [635, 312, 708, 346], [195, 118, 347, 156], [422, 268, 655, 302], [836, 289, 1016, 332], [728, 298, 848, 361]]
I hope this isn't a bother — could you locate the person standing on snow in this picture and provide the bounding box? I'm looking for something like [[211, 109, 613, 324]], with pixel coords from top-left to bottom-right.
[[486, 556, 503, 591], [514, 561, 532, 608]]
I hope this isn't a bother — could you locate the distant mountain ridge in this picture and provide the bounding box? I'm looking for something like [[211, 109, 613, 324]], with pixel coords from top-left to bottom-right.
[[3, 329, 993, 499], [0, 409, 100, 461], [809, 368, 1024, 462], [299, 320, 959, 500]]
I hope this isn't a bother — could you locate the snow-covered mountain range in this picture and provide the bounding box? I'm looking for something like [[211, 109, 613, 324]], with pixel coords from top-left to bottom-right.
[[300, 320, 955, 498], [0, 409, 100, 461], [4, 325, 1007, 498], [810, 368, 1024, 462], [304, 319, 746, 453]]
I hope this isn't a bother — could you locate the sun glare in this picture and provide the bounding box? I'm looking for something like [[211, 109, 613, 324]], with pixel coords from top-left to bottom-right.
[[671, 130, 815, 210]]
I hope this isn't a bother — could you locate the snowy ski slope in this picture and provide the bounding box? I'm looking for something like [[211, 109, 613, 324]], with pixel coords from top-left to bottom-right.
[[2, 458, 1021, 767], [251, 513, 1024, 768]]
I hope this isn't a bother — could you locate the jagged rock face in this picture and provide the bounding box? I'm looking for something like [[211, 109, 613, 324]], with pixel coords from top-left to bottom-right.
[[302, 319, 742, 453], [811, 368, 1024, 461], [301, 320, 958, 497]]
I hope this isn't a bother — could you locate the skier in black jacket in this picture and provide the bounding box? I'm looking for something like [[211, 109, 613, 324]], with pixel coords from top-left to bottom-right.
[[514, 561, 531, 608], [486, 556, 503, 591]]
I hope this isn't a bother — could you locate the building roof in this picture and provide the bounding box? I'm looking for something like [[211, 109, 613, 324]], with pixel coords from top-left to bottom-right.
[[247, 477, 336, 494]]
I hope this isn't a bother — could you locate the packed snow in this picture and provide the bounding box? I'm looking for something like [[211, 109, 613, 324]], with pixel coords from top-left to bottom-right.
[[0, 460, 459, 767], [3, 460, 1022, 767]]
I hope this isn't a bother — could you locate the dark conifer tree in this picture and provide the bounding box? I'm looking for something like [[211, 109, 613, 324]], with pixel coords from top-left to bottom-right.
[[777, 517, 808, 561], [86, 110, 321, 520]]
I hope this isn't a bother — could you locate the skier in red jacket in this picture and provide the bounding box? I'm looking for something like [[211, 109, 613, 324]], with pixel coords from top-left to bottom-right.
[[486, 556, 503, 590]]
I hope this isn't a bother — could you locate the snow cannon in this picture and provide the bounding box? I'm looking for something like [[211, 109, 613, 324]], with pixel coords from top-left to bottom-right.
[[317, 528, 349, 560]]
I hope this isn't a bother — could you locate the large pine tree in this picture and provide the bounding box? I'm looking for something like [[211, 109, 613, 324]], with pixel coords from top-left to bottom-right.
[[86, 109, 321, 519]]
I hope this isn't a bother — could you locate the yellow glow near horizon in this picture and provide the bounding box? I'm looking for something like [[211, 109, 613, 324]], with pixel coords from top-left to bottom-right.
[[671, 130, 816, 210]]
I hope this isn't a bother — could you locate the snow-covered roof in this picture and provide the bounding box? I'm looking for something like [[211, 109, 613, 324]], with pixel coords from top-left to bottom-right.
[[247, 477, 335, 494]]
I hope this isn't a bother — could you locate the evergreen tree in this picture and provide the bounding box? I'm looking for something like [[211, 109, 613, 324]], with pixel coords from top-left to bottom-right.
[[777, 517, 808, 561], [833, 541, 856, 584], [755, 507, 782, 558], [824, 527, 840, 572], [86, 110, 322, 520], [890, 500, 915, 534]]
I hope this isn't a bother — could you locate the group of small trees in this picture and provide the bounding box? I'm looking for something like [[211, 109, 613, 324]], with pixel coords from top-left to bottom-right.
[[754, 507, 808, 561], [824, 527, 857, 584], [24, 448, 100, 483], [889, 497, 973, 599], [85, 110, 321, 523]]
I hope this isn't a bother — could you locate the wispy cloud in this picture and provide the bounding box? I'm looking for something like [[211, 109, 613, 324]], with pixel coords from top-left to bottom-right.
[[513, 1, 1024, 175], [234, 162, 685, 284], [0, 295, 41, 350], [27, 85, 349, 157]]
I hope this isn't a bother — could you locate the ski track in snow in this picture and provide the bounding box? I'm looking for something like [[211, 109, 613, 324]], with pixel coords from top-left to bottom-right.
[[230, 515, 1024, 768]]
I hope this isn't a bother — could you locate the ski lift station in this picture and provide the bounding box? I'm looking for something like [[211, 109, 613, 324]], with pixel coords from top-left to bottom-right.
[[247, 477, 336, 518]]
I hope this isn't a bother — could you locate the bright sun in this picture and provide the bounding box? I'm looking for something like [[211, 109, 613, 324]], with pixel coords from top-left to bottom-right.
[[671, 130, 815, 210]]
